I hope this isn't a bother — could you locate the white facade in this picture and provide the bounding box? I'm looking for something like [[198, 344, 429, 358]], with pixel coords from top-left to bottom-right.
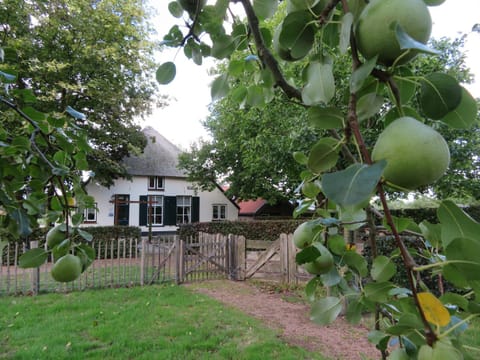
[[83, 175, 238, 234]]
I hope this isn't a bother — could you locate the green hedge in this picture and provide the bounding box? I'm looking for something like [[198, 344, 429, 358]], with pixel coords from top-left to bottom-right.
[[178, 220, 306, 241], [389, 205, 480, 224]]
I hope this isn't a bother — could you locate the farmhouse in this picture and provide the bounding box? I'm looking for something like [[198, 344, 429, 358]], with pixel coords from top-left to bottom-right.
[[83, 126, 239, 234]]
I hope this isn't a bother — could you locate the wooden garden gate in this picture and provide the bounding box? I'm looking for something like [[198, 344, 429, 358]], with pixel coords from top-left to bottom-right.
[[179, 233, 235, 282], [143, 233, 236, 284]]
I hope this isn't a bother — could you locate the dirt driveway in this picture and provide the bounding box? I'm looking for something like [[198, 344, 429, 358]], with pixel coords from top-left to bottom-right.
[[187, 280, 379, 360]]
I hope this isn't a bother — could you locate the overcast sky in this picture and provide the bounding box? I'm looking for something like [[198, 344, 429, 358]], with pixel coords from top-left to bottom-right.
[[142, 0, 480, 149]]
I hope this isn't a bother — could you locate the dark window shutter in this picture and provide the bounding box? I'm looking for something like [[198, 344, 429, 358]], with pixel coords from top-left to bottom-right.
[[139, 195, 147, 226], [164, 196, 177, 225], [192, 197, 200, 223]]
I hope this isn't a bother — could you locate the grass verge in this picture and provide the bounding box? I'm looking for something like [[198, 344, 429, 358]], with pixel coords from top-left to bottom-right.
[[0, 284, 327, 360]]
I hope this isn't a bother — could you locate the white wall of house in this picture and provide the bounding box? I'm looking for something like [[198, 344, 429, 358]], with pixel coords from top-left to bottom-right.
[[83, 176, 238, 233]]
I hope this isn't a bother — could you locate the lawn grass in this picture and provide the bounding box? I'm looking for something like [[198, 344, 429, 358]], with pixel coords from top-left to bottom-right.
[[0, 284, 327, 360]]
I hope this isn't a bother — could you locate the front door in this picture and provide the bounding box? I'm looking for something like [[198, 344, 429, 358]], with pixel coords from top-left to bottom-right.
[[114, 194, 130, 226]]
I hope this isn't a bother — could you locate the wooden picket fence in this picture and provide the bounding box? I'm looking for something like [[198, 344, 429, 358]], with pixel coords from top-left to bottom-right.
[[0, 233, 304, 296]]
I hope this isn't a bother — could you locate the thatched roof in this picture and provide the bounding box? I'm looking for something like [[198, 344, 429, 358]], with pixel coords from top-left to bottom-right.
[[123, 126, 186, 178]]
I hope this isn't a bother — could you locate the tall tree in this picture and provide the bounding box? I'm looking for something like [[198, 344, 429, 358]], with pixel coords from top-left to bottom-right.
[[179, 96, 316, 203], [0, 0, 160, 185]]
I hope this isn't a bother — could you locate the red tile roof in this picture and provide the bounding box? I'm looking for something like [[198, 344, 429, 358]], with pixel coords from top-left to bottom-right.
[[237, 199, 266, 215]]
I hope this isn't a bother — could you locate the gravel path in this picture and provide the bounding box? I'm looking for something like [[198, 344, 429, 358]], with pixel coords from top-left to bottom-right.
[[187, 280, 379, 360]]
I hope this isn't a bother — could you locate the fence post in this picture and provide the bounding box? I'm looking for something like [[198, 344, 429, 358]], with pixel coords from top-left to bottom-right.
[[227, 234, 233, 280], [235, 235, 246, 281], [140, 238, 146, 286], [174, 237, 184, 284], [280, 234, 288, 284], [287, 233, 297, 285], [30, 240, 40, 295]]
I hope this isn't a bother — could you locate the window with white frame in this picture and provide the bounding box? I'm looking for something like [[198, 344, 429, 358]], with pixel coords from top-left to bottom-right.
[[148, 195, 163, 225], [148, 176, 164, 190], [176, 196, 191, 224], [212, 204, 226, 221], [83, 204, 97, 223]]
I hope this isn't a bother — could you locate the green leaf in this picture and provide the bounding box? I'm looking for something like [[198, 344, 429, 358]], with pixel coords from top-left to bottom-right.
[[350, 56, 378, 93], [367, 330, 389, 347], [211, 34, 235, 59], [10, 208, 32, 237], [278, 11, 315, 60], [371, 255, 397, 282], [385, 313, 423, 336], [346, 298, 364, 324], [253, 0, 278, 19], [168, 1, 184, 18], [327, 234, 346, 255], [302, 181, 321, 199], [320, 267, 342, 286], [296, 245, 321, 265], [231, 86, 247, 105], [307, 137, 340, 174], [18, 248, 48, 268], [338, 205, 367, 231], [76, 243, 96, 272], [156, 62, 176, 85], [383, 216, 416, 233], [293, 151, 308, 165], [437, 200, 480, 248], [419, 220, 442, 249], [419, 340, 463, 360], [393, 68, 416, 105], [441, 87, 478, 129], [305, 276, 322, 301], [443, 237, 480, 283], [395, 23, 441, 55], [77, 228, 93, 242], [440, 292, 469, 311], [227, 59, 245, 77], [342, 250, 368, 277], [52, 239, 71, 259], [302, 60, 335, 106], [74, 152, 89, 170], [420, 73, 462, 120], [22, 106, 46, 122], [321, 161, 386, 206], [339, 12, 353, 54], [382, 106, 420, 127], [211, 74, 230, 101], [246, 85, 265, 107], [308, 106, 344, 129], [310, 296, 343, 325], [356, 92, 384, 122], [71, 213, 84, 227], [364, 281, 395, 303]]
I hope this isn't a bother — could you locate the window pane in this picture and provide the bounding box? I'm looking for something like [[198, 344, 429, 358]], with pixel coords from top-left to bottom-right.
[[220, 206, 226, 219], [148, 195, 163, 225]]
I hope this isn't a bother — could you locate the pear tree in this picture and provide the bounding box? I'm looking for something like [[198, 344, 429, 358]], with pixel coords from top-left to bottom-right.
[[159, 0, 480, 358]]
